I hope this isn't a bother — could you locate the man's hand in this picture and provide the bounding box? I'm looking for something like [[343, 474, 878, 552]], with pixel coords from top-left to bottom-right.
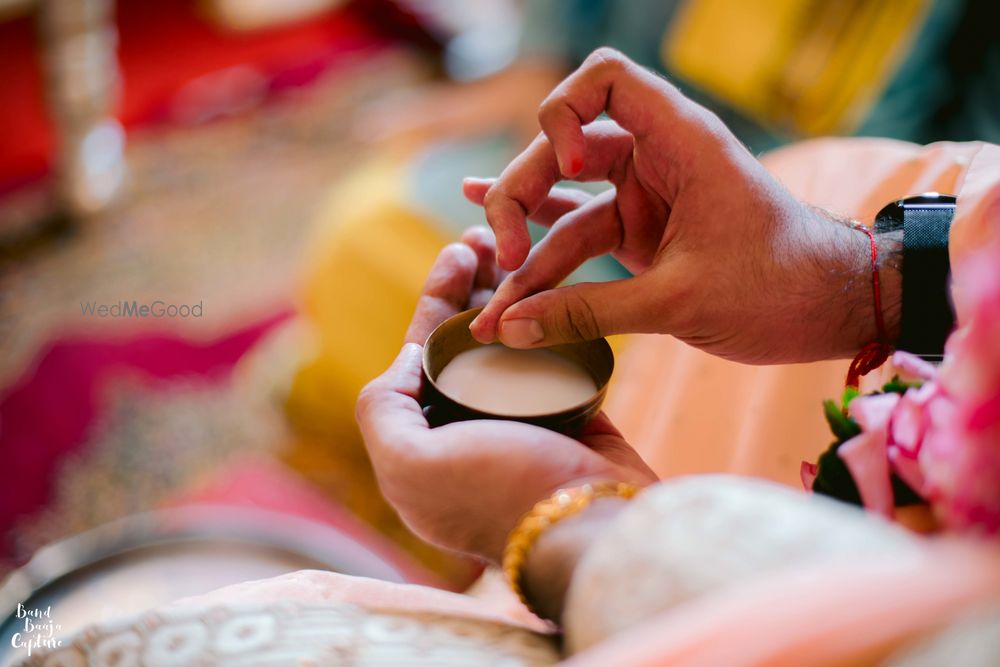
[[464, 48, 899, 365], [356, 227, 657, 564]]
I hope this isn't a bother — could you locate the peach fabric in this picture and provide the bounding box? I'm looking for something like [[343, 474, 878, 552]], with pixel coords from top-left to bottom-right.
[[566, 540, 1000, 667], [948, 142, 1000, 320], [606, 139, 997, 485]]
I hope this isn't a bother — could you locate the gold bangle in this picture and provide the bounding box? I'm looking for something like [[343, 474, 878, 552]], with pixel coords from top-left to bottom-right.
[[502, 481, 640, 614]]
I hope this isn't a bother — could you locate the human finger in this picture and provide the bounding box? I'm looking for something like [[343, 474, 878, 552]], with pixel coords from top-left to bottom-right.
[[536, 47, 722, 181], [480, 121, 633, 271], [356, 343, 429, 453], [404, 243, 479, 345], [464, 178, 594, 229], [496, 271, 672, 348], [469, 190, 621, 342]]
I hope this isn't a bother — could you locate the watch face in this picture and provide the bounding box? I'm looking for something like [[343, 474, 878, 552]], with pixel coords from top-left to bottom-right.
[[898, 193, 957, 207], [875, 200, 905, 233], [876, 193, 956, 233]]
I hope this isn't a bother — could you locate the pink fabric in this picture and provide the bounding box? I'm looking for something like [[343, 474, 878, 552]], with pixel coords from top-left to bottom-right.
[[165, 458, 444, 587], [0, 310, 289, 559], [566, 541, 1000, 667]]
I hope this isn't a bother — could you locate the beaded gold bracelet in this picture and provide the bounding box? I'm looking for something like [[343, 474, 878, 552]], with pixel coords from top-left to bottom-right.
[[502, 481, 640, 614]]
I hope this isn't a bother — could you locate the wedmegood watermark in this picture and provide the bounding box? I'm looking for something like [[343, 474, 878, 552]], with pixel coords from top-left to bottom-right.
[[80, 300, 204, 318], [10, 604, 62, 657]]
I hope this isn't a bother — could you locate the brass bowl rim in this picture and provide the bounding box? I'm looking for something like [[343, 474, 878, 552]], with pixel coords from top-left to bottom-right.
[[422, 307, 614, 419]]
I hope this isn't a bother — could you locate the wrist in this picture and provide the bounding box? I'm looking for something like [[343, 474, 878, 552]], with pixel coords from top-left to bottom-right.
[[874, 229, 902, 344], [521, 497, 627, 623], [816, 209, 902, 357], [844, 224, 902, 350]]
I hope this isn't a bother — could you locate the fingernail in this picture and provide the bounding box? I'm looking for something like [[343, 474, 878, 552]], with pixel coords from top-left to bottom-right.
[[496, 249, 514, 271], [499, 318, 544, 348], [558, 156, 582, 178]]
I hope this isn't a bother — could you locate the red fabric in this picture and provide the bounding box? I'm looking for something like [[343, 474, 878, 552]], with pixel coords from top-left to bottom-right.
[[0, 0, 389, 191]]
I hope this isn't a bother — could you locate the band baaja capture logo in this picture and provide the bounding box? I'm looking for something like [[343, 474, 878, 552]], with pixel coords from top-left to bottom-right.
[[11, 605, 62, 657]]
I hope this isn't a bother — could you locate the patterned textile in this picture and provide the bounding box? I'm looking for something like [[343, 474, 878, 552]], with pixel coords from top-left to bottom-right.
[[16, 602, 558, 667], [2, 319, 289, 565]]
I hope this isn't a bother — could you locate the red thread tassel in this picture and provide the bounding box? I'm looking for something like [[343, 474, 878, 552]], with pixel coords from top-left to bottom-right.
[[846, 340, 892, 388], [846, 224, 891, 388]]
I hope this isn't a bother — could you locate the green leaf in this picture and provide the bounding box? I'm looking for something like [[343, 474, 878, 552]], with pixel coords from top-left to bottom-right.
[[891, 474, 924, 506], [881, 375, 922, 396], [841, 386, 861, 410], [812, 384, 928, 509], [811, 440, 863, 505], [823, 399, 861, 442]]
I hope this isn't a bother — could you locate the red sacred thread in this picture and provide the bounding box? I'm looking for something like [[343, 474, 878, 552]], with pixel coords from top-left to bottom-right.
[[846, 223, 891, 388]]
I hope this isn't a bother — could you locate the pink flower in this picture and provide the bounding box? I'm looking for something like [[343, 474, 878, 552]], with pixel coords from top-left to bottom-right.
[[814, 233, 1000, 536], [924, 232, 1000, 534], [800, 461, 818, 491], [838, 393, 899, 518]]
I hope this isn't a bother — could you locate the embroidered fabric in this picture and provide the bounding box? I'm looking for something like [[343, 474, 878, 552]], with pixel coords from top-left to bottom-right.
[[19, 601, 558, 667]]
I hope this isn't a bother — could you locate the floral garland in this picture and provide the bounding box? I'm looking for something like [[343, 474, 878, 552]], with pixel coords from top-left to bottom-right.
[[802, 236, 1000, 535]]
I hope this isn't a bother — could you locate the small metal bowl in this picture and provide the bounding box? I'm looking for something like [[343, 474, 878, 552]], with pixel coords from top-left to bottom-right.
[[421, 308, 614, 435]]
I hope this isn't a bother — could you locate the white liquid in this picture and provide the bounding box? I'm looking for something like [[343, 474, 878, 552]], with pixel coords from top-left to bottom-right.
[[436, 345, 597, 416]]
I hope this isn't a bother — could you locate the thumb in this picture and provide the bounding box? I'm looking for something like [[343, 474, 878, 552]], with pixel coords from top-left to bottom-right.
[[496, 275, 662, 347], [356, 343, 428, 444]]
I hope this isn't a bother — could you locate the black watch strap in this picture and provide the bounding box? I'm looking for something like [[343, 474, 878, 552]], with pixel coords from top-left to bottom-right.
[[875, 193, 956, 360]]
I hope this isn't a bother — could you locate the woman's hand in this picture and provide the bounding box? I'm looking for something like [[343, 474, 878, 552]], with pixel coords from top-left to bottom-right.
[[464, 48, 900, 365], [356, 227, 657, 564]]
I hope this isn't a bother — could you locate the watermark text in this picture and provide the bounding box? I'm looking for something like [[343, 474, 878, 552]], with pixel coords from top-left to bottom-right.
[[11, 604, 62, 657], [80, 300, 204, 318]]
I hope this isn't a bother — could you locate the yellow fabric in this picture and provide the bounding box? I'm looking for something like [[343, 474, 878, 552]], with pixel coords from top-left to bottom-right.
[[293, 157, 449, 449], [664, 0, 931, 135], [298, 159, 450, 391], [288, 157, 480, 584]]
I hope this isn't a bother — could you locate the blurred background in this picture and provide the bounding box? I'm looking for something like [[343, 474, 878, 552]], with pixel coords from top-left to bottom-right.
[[0, 0, 997, 643]]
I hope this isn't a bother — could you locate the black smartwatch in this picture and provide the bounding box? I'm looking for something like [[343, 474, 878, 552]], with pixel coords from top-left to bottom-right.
[[873, 192, 957, 361]]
